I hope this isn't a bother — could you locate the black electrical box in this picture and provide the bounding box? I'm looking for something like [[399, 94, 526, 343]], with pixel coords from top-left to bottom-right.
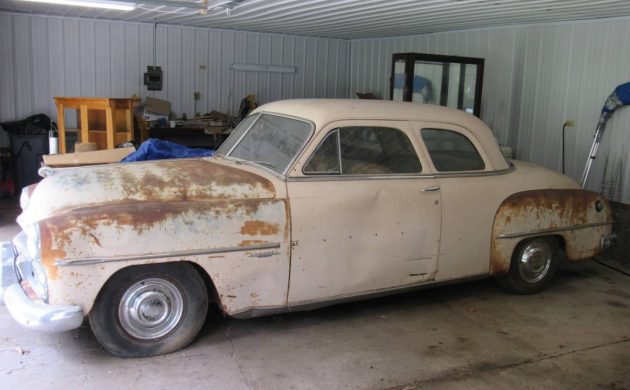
[[144, 66, 163, 91]]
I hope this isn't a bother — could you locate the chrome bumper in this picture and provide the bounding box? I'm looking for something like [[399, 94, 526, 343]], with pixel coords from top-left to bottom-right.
[[1, 241, 84, 333]]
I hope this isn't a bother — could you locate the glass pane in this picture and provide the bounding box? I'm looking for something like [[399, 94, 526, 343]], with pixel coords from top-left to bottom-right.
[[392, 60, 405, 101], [216, 114, 258, 156], [447, 63, 461, 109], [463, 64, 478, 114], [303, 130, 340, 174], [340, 127, 421, 174], [412, 61, 441, 104], [228, 114, 312, 174], [421, 128, 485, 172]]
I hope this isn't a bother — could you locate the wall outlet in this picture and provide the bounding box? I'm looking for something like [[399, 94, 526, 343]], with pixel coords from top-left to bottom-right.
[[564, 120, 576, 127]]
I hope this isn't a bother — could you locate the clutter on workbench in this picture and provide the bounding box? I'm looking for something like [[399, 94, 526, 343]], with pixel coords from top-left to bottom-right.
[[238, 94, 258, 119]]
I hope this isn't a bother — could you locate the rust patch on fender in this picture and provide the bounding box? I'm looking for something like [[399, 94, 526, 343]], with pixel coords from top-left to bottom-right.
[[39, 223, 66, 280], [239, 240, 267, 247], [118, 160, 277, 202], [489, 189, 613, 275], [240, 220, 281, 236]]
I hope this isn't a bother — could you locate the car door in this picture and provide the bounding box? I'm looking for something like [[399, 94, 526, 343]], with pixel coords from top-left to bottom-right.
[[413, 122, 502, 280], [286, 120, 442, 304]]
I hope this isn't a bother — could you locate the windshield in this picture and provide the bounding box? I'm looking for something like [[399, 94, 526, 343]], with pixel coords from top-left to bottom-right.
[[217, 113, 313, 174]]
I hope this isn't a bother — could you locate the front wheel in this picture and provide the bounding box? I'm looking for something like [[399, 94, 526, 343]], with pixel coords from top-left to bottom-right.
[[88, 263, 208, 357], [495, 236, 559, 294]]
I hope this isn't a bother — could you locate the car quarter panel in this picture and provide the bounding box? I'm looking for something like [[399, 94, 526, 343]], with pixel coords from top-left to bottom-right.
[[426, 160, 584, 281], [490, 189, 613, 275]]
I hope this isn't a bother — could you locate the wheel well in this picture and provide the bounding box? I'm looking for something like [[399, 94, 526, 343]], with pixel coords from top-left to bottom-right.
[[90, 261, 223, 316], [186, 262, 221, 307], [514, 235, 564, 252], [552, 234, 566, 251]]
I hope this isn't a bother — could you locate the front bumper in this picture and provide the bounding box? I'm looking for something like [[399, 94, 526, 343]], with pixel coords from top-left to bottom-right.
[[1, 241, 84, 333]]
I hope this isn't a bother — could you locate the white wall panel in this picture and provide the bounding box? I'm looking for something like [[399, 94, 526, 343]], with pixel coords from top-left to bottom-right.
[[350, 19, 630, 202], [0, 12, 350, 129], [13, 15, 32, 119]]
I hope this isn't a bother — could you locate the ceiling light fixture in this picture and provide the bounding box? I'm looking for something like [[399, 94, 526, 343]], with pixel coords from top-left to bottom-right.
[[231, 63, 296, 74], [21, 0, 136, 11]]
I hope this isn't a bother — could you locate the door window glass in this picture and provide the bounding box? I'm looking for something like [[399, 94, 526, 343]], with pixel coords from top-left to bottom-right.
[[304, 127, 421, 175], [303, 130, 340, 174], [421, 128, 485, 171]]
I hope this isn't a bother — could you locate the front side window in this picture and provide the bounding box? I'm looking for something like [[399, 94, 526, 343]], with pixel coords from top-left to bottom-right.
[[421, 128, 485, 171], [217, 113, 313, 174], [304, 126, 421, 175]]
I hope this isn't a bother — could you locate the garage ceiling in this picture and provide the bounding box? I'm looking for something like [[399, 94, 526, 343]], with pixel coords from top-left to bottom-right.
[[2, 0, 630, 39]]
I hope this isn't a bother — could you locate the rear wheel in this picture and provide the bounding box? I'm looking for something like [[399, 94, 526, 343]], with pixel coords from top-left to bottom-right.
[[89, 262, 208, 357], [495, 236, 559, 294]]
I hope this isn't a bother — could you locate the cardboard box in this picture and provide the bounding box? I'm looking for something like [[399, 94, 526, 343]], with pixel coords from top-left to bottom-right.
[[43, 147, 136, 167], [143, 97, 170, 121]]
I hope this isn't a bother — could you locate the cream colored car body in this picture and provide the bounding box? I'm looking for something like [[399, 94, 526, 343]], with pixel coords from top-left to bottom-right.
[[21, 99, 613, 320]]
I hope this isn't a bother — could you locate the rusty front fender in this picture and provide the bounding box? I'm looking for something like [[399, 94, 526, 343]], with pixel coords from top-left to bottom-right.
[[489, 189, 613, 275]]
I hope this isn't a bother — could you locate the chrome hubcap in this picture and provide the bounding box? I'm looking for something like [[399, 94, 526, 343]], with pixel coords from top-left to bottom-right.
[[518, 239, 552, 284], [118, 278, 184, 340]]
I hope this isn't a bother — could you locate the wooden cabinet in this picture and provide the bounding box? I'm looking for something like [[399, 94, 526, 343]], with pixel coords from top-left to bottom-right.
[[54, 97, 139, 153]]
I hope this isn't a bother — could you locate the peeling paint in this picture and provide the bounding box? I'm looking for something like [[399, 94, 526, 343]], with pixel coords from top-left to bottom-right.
[[240, 220, 281, 236], [490, 189, 613, 275]]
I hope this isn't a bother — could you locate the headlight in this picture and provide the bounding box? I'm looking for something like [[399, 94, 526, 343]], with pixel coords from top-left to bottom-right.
[[12, 226, 48, 303]]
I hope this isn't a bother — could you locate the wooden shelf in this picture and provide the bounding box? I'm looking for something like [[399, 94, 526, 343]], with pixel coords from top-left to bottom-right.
[[55, 97, 140, 153]]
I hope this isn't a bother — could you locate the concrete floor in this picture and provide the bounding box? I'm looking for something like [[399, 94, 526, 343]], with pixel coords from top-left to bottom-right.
[[0, 198, 629, 389]]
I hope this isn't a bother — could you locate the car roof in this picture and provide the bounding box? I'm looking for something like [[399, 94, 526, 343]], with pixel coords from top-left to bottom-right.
[[252, 99, 509, 171], [253, 99, 480, 128]]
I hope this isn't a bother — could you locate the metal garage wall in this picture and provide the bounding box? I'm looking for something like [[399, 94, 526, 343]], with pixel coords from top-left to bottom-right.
[[0, 12, 350, 125], [350, 19, 630, 202]]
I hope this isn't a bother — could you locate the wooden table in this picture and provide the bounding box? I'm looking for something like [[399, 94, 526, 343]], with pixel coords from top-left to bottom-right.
[[55, 97, 139, 153]]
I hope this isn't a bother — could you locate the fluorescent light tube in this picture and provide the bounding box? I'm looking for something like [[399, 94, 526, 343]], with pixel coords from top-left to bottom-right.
[[21, 0, 135, 11], [231, 63, 296, 74]]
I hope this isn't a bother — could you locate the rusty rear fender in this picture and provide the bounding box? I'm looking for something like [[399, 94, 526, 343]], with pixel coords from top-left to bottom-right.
[[489, 189, 614, 275]]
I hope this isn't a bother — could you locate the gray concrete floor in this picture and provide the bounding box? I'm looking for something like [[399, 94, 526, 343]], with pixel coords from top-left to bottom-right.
[[0, 198, 629, 390]]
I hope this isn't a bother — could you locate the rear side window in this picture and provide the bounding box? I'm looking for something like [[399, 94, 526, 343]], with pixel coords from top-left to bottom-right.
[[304, 126, 421, 175], [421, 129, 485, 172]]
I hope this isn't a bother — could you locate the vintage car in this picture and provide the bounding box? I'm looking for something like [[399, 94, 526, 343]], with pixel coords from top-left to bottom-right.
[[0, 99, 616, 357]]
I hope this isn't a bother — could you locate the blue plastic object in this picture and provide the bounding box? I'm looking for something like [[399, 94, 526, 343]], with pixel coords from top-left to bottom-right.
[[121, 139, 214, 163]]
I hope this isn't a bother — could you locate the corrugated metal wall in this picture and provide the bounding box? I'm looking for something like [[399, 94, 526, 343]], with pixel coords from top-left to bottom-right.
[[0, 12, 350, 126], [1, 12, 628, 201], [350, 20, 630, 202]]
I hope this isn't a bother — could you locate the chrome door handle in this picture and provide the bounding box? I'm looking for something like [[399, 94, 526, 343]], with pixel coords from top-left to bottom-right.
[[421, 186, 440, 192]]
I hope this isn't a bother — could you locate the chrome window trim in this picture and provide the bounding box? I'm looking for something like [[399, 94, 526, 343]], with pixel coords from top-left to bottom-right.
[[289, 165, 514, 182], [221, 112, 315, 177], [288, 174, 435, 182], [337, 129, 343, 174], [217, 113, 261, 157], [55, 242, 282, 267], [431, 165, 515, 178]]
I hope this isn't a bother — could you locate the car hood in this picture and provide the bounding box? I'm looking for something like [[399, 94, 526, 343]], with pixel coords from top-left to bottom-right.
[[18, 158, 276, 226]]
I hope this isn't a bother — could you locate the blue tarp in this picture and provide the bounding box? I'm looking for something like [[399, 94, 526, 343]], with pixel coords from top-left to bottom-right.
[[121, 139, 214, 162]]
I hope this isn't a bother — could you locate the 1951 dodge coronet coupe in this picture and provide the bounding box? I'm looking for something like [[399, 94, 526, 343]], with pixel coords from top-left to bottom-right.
[[1, 99, 616, 357]]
